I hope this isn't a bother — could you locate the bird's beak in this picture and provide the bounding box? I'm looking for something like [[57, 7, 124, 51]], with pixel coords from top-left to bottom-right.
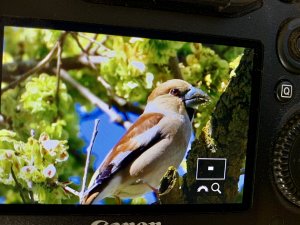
[[183, 86, 210, 109]]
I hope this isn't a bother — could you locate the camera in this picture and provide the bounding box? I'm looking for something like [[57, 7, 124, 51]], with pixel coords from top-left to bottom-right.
[[0, 0, 299, 224]]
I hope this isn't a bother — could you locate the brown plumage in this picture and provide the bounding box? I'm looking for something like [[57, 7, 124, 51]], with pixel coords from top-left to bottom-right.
[[95, 113, 164, 177]]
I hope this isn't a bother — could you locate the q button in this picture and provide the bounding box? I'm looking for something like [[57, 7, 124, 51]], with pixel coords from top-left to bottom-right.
[[275, 80, 294, 103]]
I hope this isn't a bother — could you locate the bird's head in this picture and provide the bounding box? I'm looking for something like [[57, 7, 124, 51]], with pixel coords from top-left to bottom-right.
[[146, 79, 209, 119]]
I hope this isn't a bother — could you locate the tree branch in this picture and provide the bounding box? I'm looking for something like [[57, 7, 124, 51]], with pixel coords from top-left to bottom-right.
[[1, 44, 58, 94], [80, 119, 100, 203], [169, 56, 183, 80], [55, 33, 66, 108], [11, 167, 27, 203], [158, 167, 184, 204], [85, 34, 98, 53], [2, 32, 144, 118], [2, 58, 144, 115], [70, 33, 125, 107], [1, 32, 68, 95], [72, 32, 112, 52], [58, 69, 132, 129], [2, 55, 111, 83], [55, 181, 80, 197], [183, 49, 254, 204]]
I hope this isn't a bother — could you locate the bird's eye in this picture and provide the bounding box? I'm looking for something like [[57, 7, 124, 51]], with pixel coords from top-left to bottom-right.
[[170, 88, 180, 96]]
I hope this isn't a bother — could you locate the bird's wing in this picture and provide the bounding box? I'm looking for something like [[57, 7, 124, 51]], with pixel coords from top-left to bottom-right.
[[82, 112, 164, 203]]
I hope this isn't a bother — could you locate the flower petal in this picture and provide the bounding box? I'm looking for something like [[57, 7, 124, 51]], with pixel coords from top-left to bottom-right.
[[43, 164, 56, 178]]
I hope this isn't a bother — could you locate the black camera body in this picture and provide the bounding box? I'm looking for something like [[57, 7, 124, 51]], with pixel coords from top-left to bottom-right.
[[0, 0, 300, 224]]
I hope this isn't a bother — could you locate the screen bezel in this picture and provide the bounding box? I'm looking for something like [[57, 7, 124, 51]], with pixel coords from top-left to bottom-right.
[[0, 16, 262, 214]]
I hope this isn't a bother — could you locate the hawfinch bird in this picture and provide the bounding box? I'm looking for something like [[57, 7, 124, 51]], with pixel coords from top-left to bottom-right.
[[82, 79, 209, 204]]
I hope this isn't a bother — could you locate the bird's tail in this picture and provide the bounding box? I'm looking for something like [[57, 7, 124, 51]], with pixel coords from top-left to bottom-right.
[[81, 191, 100, 205], [80, 177, 119, 204]]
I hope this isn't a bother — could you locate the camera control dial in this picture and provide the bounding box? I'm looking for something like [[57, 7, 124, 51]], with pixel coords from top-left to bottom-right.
[[273, 114, 300, 207], [277, 18, 300, 74]]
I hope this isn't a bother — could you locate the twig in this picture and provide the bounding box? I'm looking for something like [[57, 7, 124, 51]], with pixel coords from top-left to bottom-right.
[[71, 33, 113, 92], [70, 33, 135, 112], [80, 119, 100, 203], [55, 34, 65, 108], [1, 32, 67, 95], [169, 56, 183, 80], [11, 167, 27, 203], [2, 55, 113, 82], [58, 69, 132, 129], [85, 34, 98, 53], [1, 43, 59, 94], [73, 32, 112, 52], [2, 58, 144, 116], [55, 181, 80, 197], [71, 33, 98, 71], [71, 33, 89, 54], [65, 186, 80, 196], [2, 47, 143, 117], [90, 45, 102, 56], [27, 181, 35, 204], [29, 191, 34, 203]]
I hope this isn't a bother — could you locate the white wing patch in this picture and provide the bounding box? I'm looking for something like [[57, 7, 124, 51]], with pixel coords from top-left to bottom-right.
[[132, 125, 162, 147]]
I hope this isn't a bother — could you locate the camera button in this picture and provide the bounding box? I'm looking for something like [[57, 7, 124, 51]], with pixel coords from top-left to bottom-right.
[[277, 18, 300, 74], [275, 80, 294, 102]]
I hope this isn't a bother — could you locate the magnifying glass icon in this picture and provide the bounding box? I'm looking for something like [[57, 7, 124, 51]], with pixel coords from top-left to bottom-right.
[[211, 182, 222, 194]]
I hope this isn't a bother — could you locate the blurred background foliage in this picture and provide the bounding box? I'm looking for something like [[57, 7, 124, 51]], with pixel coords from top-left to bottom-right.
[[1, 27, 244, 204]]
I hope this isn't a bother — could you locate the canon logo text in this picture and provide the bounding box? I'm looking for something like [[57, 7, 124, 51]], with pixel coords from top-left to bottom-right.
[[91, 220, 161, 225]]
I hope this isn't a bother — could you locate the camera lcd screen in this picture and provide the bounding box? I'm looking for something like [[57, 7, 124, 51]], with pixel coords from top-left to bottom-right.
[[0, 19, 260, 210]]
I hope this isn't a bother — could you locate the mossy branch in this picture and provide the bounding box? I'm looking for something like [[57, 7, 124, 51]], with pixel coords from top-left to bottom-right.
[[159, 49, 254, 204]]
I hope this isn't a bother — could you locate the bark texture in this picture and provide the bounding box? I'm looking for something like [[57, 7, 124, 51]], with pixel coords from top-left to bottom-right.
[[160, 49, 254, 204]]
